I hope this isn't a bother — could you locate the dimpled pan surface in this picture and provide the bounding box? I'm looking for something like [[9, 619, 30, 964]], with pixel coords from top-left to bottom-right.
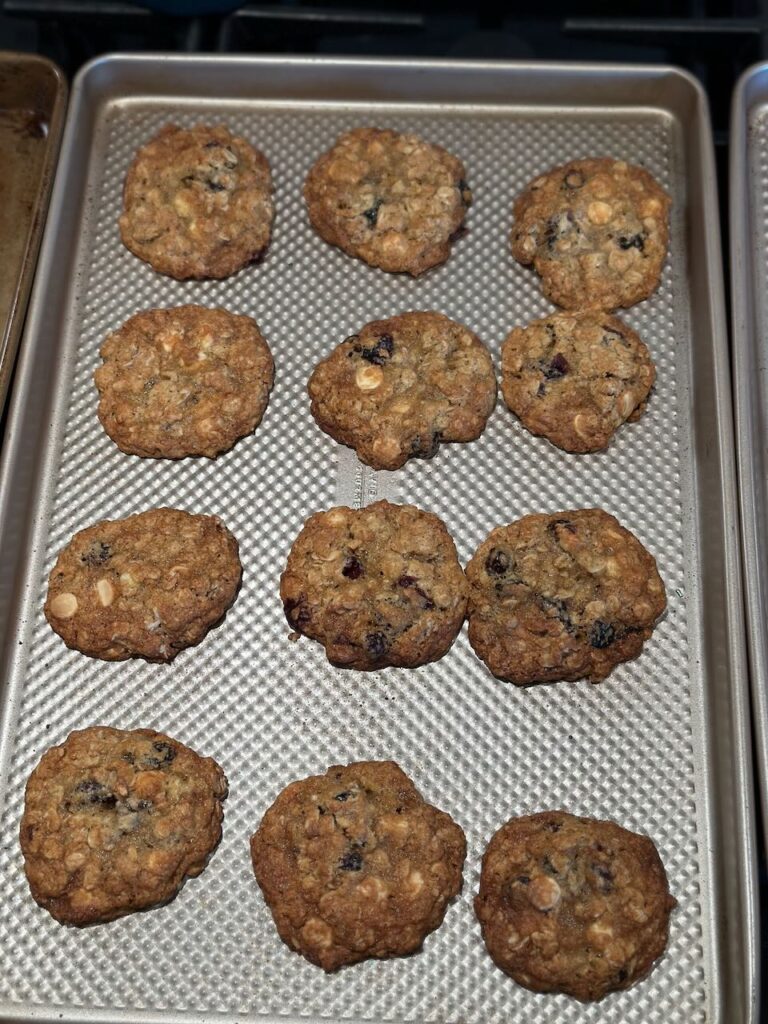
[[0, 56, 756, 1024]]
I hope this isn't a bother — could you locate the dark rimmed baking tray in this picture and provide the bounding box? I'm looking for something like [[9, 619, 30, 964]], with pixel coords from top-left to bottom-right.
[[0, 50, 67, 413], [0, 55, 757, 1024], [731, 64, 768, 858]]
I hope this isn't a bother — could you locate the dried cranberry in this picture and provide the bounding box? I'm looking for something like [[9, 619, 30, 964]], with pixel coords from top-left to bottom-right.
[[363, 198, 383, 226], [590, 620, 616, 649], [486, 548, 510, 576], [592, 863, 614, 892], [546, 352, 569, 379], [618, 233, 644, 251], [81, 541, 111, 567], [342, 556, 363, 579], [74, 780, 117, 808], [339, 849, 363, 871], [410, 432, 441, 458], [366, 632, 388, 657], [360, 334, 394, 365]]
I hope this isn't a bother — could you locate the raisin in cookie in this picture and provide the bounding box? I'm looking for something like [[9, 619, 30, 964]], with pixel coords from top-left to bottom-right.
[[475, 810, 676, 1001], [500, 309, 655, 453], [95, 305, 274, 459], [280, 501, 467, 670], [251, 760, 466, 970], [304, 127, 471, 275], [119, 123, 274, 280], [44, 508, 241, 662], [308, 311, 496, 470], [20, 726, 227, 926], [465, 509, 666, 685], [511, 158, 670, 310]]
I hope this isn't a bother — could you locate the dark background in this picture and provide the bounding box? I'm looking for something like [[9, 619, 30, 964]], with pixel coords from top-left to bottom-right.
[[1, 0, 765, 1006]]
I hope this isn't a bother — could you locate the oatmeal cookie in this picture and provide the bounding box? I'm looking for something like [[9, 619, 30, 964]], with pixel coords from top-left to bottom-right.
[[20, 726, 227, 926], [251, 760, 466, 970], [500, 309, 655, 453], [510, 157, 670, 310], [280, 501, 467, 670], [119, 123, 274, 280], [95, 305, 275, 459], [474, 810, 676, 1001], [304, 127, 471, 275], [308, 311, 496, 470], [44, 508, 241, 661], [465, 509, 666, 685]]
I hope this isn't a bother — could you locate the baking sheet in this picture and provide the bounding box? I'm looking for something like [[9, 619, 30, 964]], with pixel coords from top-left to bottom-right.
[[0, 55, 756, 1024], [731, 64, 768, 863], [0, 51, 67, 413]]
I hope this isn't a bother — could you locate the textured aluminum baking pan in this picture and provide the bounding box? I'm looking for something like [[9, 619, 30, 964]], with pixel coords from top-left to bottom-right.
[[731, 64, 768, 860], [0, 55, 756, 1024], [0, 50, 67, 413]]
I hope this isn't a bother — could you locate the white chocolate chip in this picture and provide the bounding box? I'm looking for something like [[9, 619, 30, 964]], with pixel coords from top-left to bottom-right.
[[618, 391, 637, 419], [403, 869, 424, 897], [301, 916, 333, 949], [173, 193, 193, 217], [64, 849, 88, 870], [49, 592, 78, 618], [642, 198, 662, 216], [96, 578, 114, 607], [587, 919, 614, 948], [528, 875, 561, 912], [604, 557, 621, 578], [355, 364, 384, 391], [389, 397, 413, 415], [587, 200, 613, 225], [120, 572, 138, 595], [573, 413, 592, 439], [356, 875, 389, 902]]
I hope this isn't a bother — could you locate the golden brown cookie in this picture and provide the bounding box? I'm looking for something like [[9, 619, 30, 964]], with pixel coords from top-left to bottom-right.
[[251, 760, 466, 970], [119, 123, 274, 280], [474, 810, 676, 1001], [308, 311, 496, 470], [20, 726, 227, 926], [44, 508, 241, 661], [510, 157, 670, 310], [280, 501, 467, 670], [500, 309, 655, 453], [304, 127, 471, 275], [95, 305, 275, 459], [465, 509, 666, 685]]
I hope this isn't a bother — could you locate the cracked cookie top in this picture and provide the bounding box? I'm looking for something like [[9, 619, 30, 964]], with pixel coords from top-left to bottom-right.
[[119, 123, 274, 280], [465, 509, 666, 685], [44, 508, 241, 662], [250, 760, 466, 970], [500, 309, 655, 453], [95, 305, 275, 459], [280, 501, 468, 670], [510, 157, 670, 310], [20, 726, 228, 926], [474, 810, 676, 1001], [304, 127, 472, 275], [308, 311, 497, 470]]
